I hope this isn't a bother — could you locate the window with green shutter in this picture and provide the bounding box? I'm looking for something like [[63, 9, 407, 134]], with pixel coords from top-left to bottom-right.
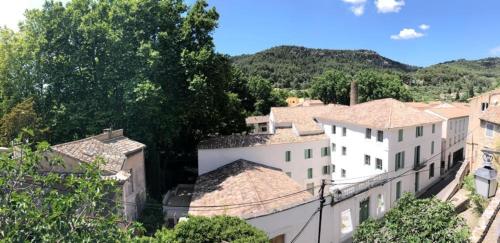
[[376, 158, 382, 170], [304, 149, 312, 159], [431, 141, 435, 154], [429, 163, 434, 178], [364, 155, 370, 165], [307, 168, 313, 179], [332, 125, 336, 134], [395, 151, 405, 170], [396, 181, 402, 200], [331, 143, 336, 152], [432, 124, 436, 133], [321, 147, 329, 157], [398, 129, 404, 142], [285, 151, 291, 162], [359, 197, 370, 224], [322, 165, 330, 175]]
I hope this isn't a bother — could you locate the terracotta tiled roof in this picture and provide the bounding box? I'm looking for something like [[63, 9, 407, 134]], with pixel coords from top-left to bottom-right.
[[480, 107, 500, 124], [405, 101, 443, 111], [271, 104, 347, 134], [51, 129, 145, 172], [426, 107, 469, 119], [198, 128, 328, 149], [316, 98, 443, 129], [245, 115, 269, 124], [188, 159, 313, 219]]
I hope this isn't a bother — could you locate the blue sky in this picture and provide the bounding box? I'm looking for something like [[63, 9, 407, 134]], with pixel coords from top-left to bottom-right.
[[1, 1, 499, 67], [204, 0, 500, 66]]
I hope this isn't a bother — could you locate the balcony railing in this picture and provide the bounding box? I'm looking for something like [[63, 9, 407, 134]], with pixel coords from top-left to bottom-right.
[[331, 172, 389, 203]]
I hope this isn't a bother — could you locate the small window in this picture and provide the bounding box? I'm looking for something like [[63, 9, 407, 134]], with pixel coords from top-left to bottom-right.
[[128, 168, 134, 194], [486, 123, 494, 137], [377, 130, 383, 142], [416, 126, 423, 137], [332, 125, 336, 134], [342, 127, 347, 136], [395, 151, 405, 170], [396, 181, 402, 200], [285, 151, 291, 162], [322, 165, 330, 175], [304, 149, 313, 159], [331, 143, 336, 152], [341, 169, 346, 178], [307, 168, 313, 179], [332, 164, 336, 173], [431, 141, 435, 154], [398, 129, 404, 142], [342, 146, 347, 156], [307, 183, 315, 195], [365, 128, 371, 139], [481, 102, 489, 111], [414, 146, 421, 165], [321, 147, 330, 157], [286, 172, 292, 177], [429, 163, 434, 178], [376, 158, 382, 170], [364, 155, 371, 165], [261, 126, 268, 132], [432, 124, 436, 134]]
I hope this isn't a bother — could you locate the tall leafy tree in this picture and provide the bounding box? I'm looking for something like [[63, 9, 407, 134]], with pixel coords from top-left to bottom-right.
[[355, 70, 411, 102], [309, 70, 350, 104]]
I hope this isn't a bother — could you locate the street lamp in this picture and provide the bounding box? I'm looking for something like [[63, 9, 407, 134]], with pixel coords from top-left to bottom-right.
[[474, 148, 498, 198]]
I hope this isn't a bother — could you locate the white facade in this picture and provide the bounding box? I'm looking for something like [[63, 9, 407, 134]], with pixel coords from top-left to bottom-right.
[[322, 121, 443, 197], [198, 139, 332, 193]]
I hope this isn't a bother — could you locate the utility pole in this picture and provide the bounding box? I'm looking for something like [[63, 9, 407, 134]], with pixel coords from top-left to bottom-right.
[[317, 179, 326, 243]]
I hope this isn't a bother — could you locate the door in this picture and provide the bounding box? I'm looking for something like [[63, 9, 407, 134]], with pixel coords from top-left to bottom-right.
[[359, 197, 370, 224], [440, 161, 445, 175], [415, 172, 420, 192], [447, 154, 451, 169]]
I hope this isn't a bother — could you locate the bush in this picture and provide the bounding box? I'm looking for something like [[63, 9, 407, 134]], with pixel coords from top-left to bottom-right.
[[354, 193, 469, 242], [463, 175, 488, 213]]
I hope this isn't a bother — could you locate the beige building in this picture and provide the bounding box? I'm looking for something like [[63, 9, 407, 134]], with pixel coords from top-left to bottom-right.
[[48, 129, 147, 220], [466, 88, 500, 169], [245, 115, 269, 134]]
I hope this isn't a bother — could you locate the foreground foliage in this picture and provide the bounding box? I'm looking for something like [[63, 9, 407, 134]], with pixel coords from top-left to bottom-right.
[[353, 193, 470, 242], [463, 175, 488, 214], [136, 215, 269, 243]]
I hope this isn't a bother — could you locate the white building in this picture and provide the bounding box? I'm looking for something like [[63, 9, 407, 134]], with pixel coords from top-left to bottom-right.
[[315, 98, 444, 197], [425, 103, 469, 172]]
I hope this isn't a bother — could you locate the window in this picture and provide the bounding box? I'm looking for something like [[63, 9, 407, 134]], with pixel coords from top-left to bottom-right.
[[486, 123, 494, 137], [376, 158, 383, 170], [286, 172, 292, 177], [307, 168, 313, 179], [128, 168, 134, 194], [416, 126, 423, 137], [359, 197, 370, 224], [415, 172, 420, 192], [332, 125, 336, 134], [261, 126, 268, 133], [377, 130, 383, 142], [342, 127, 347, 136], [342, 146, 347, 156], [429, 163, 435, 178], [341, 169, 346, 178], [377, 194, 385, 215], [431, 141, 435, 155], [307, 183, 315, 195], [414, 146, 421, 166], [365, 128, 372, 139], [432, 124, 436, 133], [332, 164, 336, 173], [396, 181, 402, 200], [398, 129, 404, 142], [321, 147, 330, 157], [304, 149, 313, 159], [331, 143, 336, 152], [364, 155, 371, 165], [285, 151, 291, 162], [322, 165, 331, 175], [481, 102, 489, 111], [395, 151, 405, 170]]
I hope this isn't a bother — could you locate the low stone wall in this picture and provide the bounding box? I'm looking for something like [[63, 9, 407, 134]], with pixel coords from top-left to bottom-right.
[[470, 188, 500, 243], [436, 160, 470, 201]]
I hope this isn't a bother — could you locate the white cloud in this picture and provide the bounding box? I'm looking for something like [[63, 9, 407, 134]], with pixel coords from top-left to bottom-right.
[[375, 0, 405, 13], [342, 0, 367, 16], [0, 0, 69, 31], [390, 28, 424, 40], [490, 46, 500, 56], [419, 24, 430, 30], [351, 5, 365, 16]]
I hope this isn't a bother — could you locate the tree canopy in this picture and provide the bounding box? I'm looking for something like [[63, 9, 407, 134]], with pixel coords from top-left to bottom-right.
[[353, 193, 470, 242]]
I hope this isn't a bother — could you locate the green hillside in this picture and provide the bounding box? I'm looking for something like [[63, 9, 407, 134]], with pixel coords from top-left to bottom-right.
[[231, 45, 416, 89], [231, 45, 500, 100]]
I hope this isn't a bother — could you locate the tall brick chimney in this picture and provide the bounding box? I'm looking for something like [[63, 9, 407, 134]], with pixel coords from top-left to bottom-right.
[[350, 80, 358, 106]]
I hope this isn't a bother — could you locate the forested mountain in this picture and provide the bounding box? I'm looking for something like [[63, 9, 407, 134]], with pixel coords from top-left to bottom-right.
[[231, 45, 417, 89], [231, 46, 500, 97]]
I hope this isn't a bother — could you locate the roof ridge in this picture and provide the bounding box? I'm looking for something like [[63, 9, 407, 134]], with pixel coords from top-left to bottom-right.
[[387, 101, 394, 128], [243, 161, 267, 212], [51, 136, 96, 148]]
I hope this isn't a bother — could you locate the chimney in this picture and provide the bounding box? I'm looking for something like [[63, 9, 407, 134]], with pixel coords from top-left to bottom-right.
[[103, 128, 112, 139], [350, 80, 358, 106]]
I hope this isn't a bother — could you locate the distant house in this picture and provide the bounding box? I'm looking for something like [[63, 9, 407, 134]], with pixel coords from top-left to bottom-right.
[[285, 97, 324, 107], [48, 129, 147, 220], [245, 115, 269, 134], [466, 88, 500, 169]]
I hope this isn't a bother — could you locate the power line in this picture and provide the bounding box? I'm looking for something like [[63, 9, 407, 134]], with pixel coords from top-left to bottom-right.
[[290, 207, 320, 243]]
